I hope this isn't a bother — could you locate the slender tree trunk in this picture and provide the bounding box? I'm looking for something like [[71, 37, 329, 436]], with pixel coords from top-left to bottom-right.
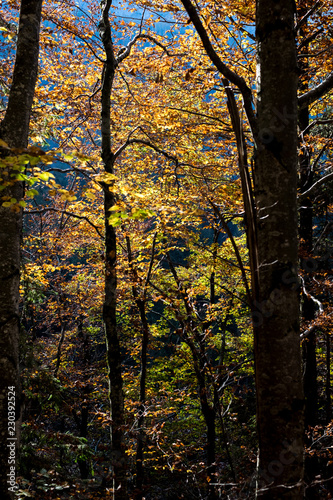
[[99, 1, 127, 497], [125, 234, 150, 494], [254, 1, 304, 497], [326, 332, 331, 424], [297, 0, 317, 431], [135, 297, 149, 495], [167, 254, 217, 497], [0, 1, 42, 498]]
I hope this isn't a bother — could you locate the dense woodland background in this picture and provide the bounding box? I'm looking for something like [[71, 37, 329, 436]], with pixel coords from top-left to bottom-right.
[[0, 0, 333, 498]]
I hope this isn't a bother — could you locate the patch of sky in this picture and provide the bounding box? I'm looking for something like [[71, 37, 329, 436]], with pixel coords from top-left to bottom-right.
[[111, 0, 175, 36]]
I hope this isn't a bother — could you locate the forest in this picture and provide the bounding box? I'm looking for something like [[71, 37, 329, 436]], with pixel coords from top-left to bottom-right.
[[0, 0, 332, 499]]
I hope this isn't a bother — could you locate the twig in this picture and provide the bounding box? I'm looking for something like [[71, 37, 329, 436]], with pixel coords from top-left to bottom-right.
[[24, 208, 103, 238]]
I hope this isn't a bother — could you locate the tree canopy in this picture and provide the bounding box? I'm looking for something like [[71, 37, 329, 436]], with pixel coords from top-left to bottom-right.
[[0, 0, 333, 498]]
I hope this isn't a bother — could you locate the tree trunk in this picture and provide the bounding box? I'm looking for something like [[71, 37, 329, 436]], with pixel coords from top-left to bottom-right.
[[297, 0, 317, 431], [125, 234, 150, 495], [254, 1, 304, 497], [326, 332, 331, 424], [0, 1, 42, 498], [99, 1, 127, 497]]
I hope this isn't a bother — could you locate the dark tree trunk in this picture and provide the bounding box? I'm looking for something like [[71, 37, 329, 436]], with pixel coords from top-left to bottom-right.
[[135, 297, 149, 494], [254, 0, 304, 497], [99, 1, 127, 497], [166, 253, 217, 497], [179, 1, 304, 497], [125, 234, 154, 495], [73, 402, 90, 479], [297, 0, 317, 431], [0, 1, 42, 498], [326, 332, 331, 424]]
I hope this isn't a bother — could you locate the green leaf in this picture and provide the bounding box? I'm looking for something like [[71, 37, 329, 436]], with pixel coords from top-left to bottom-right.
[[131, 208, 154, 220], [29, 156, 41, 166], [38, 172, 54, 182], [15, 173, 29, 181], [26, 189, 39, 197]]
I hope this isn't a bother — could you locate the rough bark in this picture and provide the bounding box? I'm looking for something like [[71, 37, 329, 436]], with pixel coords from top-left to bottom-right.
[[0, 1, 42, 498], [254, 1, 304, 498], [99, 1, 127, 497]]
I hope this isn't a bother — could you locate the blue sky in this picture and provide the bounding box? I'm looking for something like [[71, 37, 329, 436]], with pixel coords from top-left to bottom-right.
[[111, 0, 173, 35]]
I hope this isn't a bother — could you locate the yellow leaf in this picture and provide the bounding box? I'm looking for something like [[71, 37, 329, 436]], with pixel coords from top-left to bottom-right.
[[0, 139, 10, 149]]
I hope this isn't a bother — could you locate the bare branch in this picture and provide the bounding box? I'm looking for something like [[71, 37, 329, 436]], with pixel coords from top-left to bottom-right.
[[179, 0, 258, 142], [298, 72, 333, 110], [300, 119, 333, 136], [295, 0, 321, 32], [297, 27, 324, 52], [113, 136, 178, 164], [208, 199, 252, 307], [300, 323, 317, 341], [144, 232, 157, 295], [47, 17, 105, 63], [24, 207, 103, 238], [166, 106, 231, 128], [299, 170, 333, 199], [117, 33, 179, 64]]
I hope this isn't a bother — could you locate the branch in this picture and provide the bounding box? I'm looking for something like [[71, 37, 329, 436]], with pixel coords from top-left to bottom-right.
[[297, 27, 324, 52], [300, 323, 317, 340], [47, 17, 105, 63], [221, 79, 258, 301], [310, 140, 330, 174], [99, 0, 116, 66], [208, 199, 252, 307], [257, 480, 303, 494], [301, 311, 333, 340], [166, 106, 231, 128], [0, 14, 15, 32], [179, 0, 258, 142], [295, 0, 321, 32], [144, 232, 157, 296], [313, 221, 333, 252], [24, 208, 103, 238], [300, 119, 333, 136], [117, 33, 177, 64], [113, 135, 179, 165], [299, 171, 333, 199], [298, 72, 333, 110], [166, 252, 192, 317]]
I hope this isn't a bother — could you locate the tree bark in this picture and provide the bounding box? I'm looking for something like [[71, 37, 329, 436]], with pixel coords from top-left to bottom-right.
[[0, 0, 42, 499], [99, 1, 127, 497], [254, 1, 304, 497], [0, 1, 42, 498]]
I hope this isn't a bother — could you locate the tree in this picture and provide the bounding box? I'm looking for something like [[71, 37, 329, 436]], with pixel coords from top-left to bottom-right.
[[178, 0, 333, 497], [5, 0, 332, 497], [98, 1, 128, 496], [0, 0, 42, 498], [254, 2, 303, 496]]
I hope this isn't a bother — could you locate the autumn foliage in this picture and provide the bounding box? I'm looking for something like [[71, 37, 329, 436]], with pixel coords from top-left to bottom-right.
[[0, 0, 333, 498]]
